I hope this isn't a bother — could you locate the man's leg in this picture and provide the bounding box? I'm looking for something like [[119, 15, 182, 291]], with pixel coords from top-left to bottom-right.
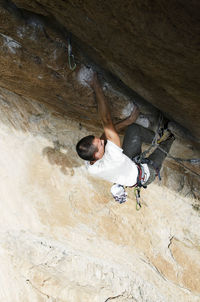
[[148, 136, 174, 171], [122, 124, 154, 159]]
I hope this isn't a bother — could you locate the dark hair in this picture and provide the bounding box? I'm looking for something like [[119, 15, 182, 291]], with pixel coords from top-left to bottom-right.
[[76, 135, 97, 161]]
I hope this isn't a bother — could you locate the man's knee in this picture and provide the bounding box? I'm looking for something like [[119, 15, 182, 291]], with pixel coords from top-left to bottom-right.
[[125, 123, 141, 137]]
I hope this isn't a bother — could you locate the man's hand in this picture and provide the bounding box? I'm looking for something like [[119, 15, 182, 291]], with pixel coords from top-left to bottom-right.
[[128, 105, 140, 123]]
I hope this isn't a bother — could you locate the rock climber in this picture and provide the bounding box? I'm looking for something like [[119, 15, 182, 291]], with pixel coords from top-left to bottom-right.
[[76, 73, 174, 203]]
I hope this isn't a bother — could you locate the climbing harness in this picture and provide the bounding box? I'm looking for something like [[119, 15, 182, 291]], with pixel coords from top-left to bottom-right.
[[135, 163, 147, 188], [67, 37, 77, 71]]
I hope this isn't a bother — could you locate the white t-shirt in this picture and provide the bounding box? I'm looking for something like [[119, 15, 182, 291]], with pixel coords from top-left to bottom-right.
[[87, 140, 150, 186]]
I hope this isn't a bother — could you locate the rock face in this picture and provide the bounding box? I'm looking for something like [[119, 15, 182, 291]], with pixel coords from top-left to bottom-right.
[[0, 0, 200, 139], [0, 1, 200, 301], [0, 88, 200, 302]]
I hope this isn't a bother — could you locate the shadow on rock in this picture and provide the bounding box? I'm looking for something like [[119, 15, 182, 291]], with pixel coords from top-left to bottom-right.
[[42, 146, 81, 175]]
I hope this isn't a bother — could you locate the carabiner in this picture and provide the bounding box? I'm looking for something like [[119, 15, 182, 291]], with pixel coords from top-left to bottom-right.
[[134, 187, 141, 211], [67, 38, 76, 71]]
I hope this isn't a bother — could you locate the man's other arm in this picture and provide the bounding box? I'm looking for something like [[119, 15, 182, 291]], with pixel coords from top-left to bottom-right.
[[100, 105, 140, 140]]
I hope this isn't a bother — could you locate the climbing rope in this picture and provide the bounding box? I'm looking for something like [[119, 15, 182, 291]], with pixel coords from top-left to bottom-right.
[[157, 146, 200, 178], [67, 37, 77, 71]]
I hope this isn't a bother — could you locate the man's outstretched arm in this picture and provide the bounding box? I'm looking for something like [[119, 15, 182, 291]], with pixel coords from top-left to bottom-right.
[[89, 73, 140, 145], [90, 73, 121, 146]]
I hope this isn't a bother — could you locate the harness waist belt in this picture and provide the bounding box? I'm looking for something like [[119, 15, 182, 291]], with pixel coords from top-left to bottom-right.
[[136, 164, 147, 187]]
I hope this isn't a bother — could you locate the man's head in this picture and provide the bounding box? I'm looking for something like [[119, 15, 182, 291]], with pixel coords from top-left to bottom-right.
[[76, 135, 105, 161]]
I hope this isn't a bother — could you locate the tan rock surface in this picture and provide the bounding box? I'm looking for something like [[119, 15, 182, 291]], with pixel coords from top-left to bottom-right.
[[0, 88, 199, 302]]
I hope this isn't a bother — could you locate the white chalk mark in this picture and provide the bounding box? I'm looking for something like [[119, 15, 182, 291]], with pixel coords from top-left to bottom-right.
[[0, 33, 21, 54], [122, 102, 135, 118], [17, 26, 26, 39], [136, 115, 150, 128], [122, 103, 150, 128], [77, 66, 94, 87]]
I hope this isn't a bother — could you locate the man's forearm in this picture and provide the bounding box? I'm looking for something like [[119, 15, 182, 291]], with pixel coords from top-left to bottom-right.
[[89, 73, 120, 146], [114, 118, 132, 133], [115, 106, 140, 132]]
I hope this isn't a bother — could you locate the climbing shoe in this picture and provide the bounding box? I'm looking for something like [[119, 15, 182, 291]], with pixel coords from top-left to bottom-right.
[[157, 128, 174, 144]]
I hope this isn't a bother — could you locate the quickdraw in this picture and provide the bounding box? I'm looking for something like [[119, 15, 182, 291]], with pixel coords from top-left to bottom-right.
[[134, 187, 141, 211], [133, 164, 147, 211], [67, 37, 76, 71]]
